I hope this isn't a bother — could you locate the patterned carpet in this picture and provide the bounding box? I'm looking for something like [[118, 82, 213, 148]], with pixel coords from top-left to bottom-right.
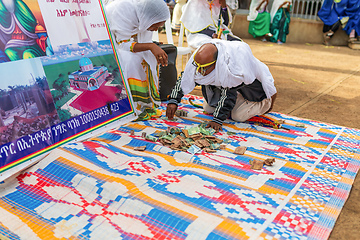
[[0, 95, 359, 240]]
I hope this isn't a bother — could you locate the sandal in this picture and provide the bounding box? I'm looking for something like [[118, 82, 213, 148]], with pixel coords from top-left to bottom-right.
[[348, 37, 357, 43]]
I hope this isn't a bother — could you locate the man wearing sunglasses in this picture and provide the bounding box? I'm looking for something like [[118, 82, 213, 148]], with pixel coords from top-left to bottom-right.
[[166, 39, 277, 132]]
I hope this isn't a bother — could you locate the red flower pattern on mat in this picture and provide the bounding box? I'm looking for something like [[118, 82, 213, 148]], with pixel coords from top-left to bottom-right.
[[129, 161, 155, 174], [17, 172, 159, 239], [154, 174, 181, 183]]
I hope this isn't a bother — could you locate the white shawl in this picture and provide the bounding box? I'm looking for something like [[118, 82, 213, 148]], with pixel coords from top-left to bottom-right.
[[270, 0, 291, 23], [180, 0, 232, 33], [105, 0, 170, 42], [247, 0, 267, 21], [181, 39, 276, 99]]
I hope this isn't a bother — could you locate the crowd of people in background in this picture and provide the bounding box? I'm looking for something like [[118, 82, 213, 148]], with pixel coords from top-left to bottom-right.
[[247, 0, 291, 44], [163, 0, 360, 46], [180, 0, 242, 49]]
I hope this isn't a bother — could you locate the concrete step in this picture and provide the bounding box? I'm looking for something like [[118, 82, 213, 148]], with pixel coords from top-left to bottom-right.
[[348, 41, 360, 50]]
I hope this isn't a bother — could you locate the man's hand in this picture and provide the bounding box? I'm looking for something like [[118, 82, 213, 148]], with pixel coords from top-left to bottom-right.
[[166, 103, 178, 120], [206, 121, 222, 132]]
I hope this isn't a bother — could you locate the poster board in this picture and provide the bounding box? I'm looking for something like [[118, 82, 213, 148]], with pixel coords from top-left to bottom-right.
[[0, 0, 135, 180]]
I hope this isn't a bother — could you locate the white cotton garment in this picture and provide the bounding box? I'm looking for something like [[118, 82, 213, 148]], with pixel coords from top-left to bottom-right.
[[180, 0, 232, 33], [180, 39, 277, 99], [105, 0, 170, 42], [247, 0, 266, 21], [270, 0, 292, 23]]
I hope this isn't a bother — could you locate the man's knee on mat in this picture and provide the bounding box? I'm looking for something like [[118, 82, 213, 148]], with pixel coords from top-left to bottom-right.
[[231, 110, 251, 122]]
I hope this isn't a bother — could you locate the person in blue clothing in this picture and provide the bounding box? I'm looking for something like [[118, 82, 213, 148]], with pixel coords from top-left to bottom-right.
[[318, 0, 360, 45], [343, 0, 360, 42], [318, 0, 348, 45]]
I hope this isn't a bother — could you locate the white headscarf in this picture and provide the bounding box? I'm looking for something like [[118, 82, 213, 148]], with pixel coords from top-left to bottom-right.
[[180, 0, 232, 33], [247, 0, 266, 21], [270, 0, 292, 23], [105, 0, 170, 42], [181, 39, 276, 99]]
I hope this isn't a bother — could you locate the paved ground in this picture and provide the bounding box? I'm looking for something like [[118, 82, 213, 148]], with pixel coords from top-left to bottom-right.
[[160, 32, 360, 239]]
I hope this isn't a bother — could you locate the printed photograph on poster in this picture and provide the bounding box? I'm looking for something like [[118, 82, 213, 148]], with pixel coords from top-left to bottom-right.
[[0, 58, 60, 146], [0, 0, 49, 62], [37, 0, 109, 51], [41, 40, 127, 122]]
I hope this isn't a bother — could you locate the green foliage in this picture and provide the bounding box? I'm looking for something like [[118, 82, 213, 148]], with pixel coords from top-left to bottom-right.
[[35, 76, 48, 90], [54, 92, 76, 108], [111, 68, 122, 84], [52, 89, 63, 101], [0, 89, 6, 97], [57, 109, 72, 121], [53, 75, 64, 91], [52, 74, 69, 96]]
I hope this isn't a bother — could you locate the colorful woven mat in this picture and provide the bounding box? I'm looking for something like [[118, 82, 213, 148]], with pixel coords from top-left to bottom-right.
[[0, 95, 359, 240]]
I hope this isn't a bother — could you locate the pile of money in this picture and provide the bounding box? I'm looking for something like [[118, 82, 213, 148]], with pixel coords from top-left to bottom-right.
[[141, 124, 228, 155]]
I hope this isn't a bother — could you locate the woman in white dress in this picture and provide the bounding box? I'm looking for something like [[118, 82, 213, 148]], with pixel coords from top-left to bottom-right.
[[105, 0, 170, 120]]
